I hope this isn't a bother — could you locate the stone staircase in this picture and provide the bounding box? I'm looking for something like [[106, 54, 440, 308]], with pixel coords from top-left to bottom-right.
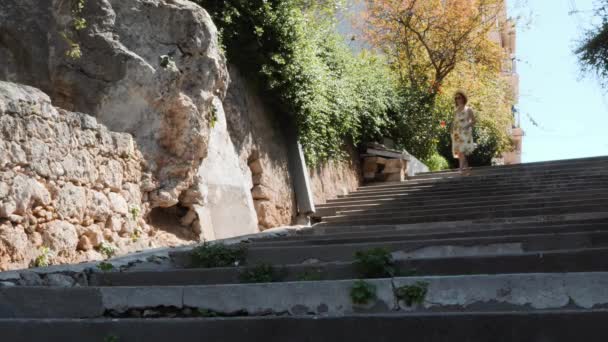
[[2, 156, 608, 341]]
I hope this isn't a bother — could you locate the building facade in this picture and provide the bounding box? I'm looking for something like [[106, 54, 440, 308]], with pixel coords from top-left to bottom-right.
[[490, 1, 524, 165]]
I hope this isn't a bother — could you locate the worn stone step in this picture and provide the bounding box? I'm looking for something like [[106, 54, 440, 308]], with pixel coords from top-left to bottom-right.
[[325, 195, 608, 218], [330, 180, 608, 204], [360, 167, 608, 190], [410, 155, 608, 178], [322, 187, 608, 209], [250, 222, 608, 247], [2, 310, 608, 342], [341, 177, 608, 199], [3, 273, 608, 319], [172, 230, 608, 266], [321, 200, 608, 226], [281, 216, 608, 239], [316, 189, 608, 217], [91, 247, 608, 286], [309, 212, 608, 235]]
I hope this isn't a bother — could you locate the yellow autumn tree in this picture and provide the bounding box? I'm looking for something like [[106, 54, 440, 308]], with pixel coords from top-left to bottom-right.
[[364, 0, 505, 89]]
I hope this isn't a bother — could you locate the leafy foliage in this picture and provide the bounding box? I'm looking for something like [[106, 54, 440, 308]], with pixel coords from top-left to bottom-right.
[[350, 280, 377, 305], [394, 281, 429, 306], [194, 0, 398, 164], [194, 0, 512, 166], [354, 248, 395, 278], [191, 243, 247, 268], [577, 1, 608, 86], [364, 0, 515, 164], [239, 263, 286, 283]]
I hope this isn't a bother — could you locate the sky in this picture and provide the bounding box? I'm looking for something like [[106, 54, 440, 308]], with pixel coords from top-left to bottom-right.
[[512, 0, 608, 162]]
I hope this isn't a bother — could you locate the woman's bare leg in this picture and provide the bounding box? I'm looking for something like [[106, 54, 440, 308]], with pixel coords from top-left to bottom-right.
[[458, 152, 465, 171]]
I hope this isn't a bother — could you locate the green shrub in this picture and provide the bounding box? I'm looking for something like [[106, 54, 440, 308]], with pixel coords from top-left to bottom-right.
[[424, 152, 450, 171], [191, 242, 247, 268], [350, 280, 377, 305], [354, 248, 395, 278]]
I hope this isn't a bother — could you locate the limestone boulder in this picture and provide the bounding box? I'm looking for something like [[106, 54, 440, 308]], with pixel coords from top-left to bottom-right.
[[42, 221, 79, 255], [0, 0, 229, 209]]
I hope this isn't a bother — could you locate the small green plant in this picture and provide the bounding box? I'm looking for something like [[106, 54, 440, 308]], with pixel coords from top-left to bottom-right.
[[159, 55, 173, 68], [197, 308, 219, 317], [210, 106, 218, 128], [297, 269, 323, 281], [354, 248, 395, 278], [97, 261, 114, 272], [394, 282, 429, 307], [99, 242, 117, 259], [34, 247, 51, 268], [129, 205, 140, 221], [350, 280, 377, 305], [104, 335, 119, 342], [191, 242, 247, 268], [239, 263, 285, 283], [130, 229, 142, 243]]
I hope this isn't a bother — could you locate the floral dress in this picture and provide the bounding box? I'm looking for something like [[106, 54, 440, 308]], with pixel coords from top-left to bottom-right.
[[451, 106, 476, 158]]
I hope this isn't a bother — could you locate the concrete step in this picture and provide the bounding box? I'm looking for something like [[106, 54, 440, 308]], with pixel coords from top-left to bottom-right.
[[2, 310, 608, 342], [3, 273, 608, 319], [321, 200, 608, 226], [172, 229, 608, 265], [92, 247, 608, 286], [316, 189, 608, 217]]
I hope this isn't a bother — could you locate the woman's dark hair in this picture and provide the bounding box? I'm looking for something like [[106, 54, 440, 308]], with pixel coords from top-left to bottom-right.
[[454, 90, 468, 105]]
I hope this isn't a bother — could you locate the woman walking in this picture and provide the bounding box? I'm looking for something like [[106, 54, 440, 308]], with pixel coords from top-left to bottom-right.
[[451, 90, 477, 173]]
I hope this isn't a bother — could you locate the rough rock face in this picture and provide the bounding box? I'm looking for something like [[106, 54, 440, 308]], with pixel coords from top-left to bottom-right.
[[224, 67, 296, 229], [0, 0, 228, 209], [0, 81, 151, 270], [309, 145, 362, 205]]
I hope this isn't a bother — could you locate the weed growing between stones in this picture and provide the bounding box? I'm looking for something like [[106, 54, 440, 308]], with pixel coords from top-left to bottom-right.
[[97, 262, 114, 272], [33, 247, 51, 268], [350, 280, 377, 305], [354, 248, 395, 278], [394, 282, 429, 307], [99, 242, 117, 259], [191, 242, 247, 268], [239, 263, 286, 283]]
